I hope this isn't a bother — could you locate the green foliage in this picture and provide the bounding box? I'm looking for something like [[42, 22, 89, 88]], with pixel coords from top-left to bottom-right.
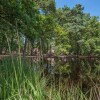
[[0, 1, 100, 99], [56, 4, 100, 55], [0, 1, 100, 55], [0, 0, 40, 53]]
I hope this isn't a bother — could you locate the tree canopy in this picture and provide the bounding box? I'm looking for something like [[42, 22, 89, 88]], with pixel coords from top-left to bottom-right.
[[0, 1, 100, 56]]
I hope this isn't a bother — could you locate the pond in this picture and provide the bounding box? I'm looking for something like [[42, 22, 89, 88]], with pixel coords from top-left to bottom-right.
[[31, 57, 100, 84]]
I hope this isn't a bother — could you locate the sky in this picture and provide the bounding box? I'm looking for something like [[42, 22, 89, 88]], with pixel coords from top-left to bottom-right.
[[55, 0, 100, 17]]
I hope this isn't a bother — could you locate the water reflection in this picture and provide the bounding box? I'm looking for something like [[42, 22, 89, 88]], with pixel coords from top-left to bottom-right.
[[32, 57, 99, 82]]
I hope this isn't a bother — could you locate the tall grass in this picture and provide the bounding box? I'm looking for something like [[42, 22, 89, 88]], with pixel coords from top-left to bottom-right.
[[0, 57, 45, 100], [0, 57, 100, 100]]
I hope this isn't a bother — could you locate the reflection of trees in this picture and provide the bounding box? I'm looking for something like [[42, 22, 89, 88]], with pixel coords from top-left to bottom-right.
[[44, 58, 100, 86], [68, 59, 100, 84]]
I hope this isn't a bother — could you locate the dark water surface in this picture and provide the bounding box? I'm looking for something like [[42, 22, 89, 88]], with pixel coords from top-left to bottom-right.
[[31, 57, 100, 82]]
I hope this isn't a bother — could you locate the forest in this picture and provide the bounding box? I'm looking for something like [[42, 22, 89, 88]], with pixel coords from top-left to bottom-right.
[[0, 0, 100, 100]]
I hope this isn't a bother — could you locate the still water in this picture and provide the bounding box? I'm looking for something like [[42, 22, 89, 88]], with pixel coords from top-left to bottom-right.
[[32, 57, 100, 82]]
